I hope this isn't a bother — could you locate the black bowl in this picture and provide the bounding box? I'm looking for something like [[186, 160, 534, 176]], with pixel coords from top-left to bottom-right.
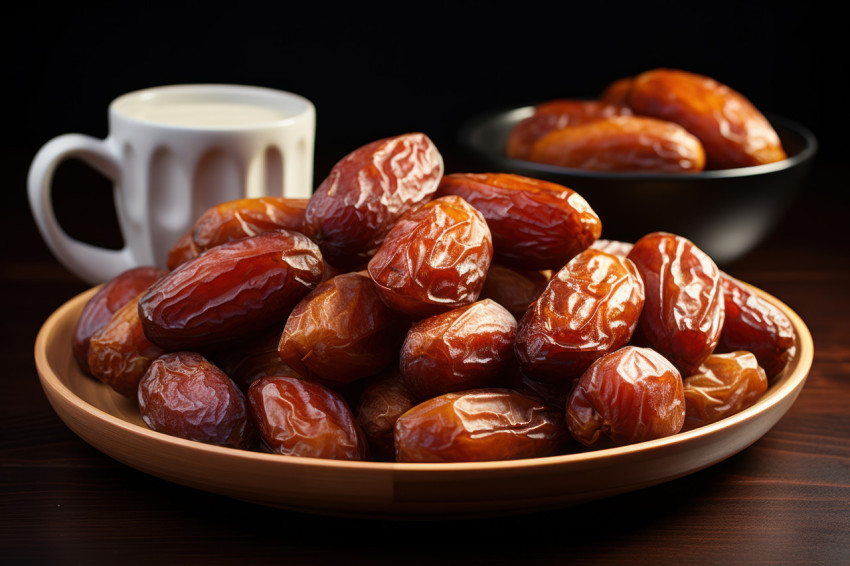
[[457, 106, 818, 266]]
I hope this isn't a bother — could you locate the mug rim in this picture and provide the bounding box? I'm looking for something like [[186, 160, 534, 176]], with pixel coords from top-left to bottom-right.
[[109, 83, 315, 131]]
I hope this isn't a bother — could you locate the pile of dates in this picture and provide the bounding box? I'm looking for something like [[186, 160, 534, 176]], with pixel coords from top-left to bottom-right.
[[506, 67, 788, 172], [72, 131, 797, 463]]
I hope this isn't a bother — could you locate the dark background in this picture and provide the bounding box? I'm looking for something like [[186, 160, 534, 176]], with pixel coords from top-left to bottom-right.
[[2, 4, 849, 563], [4, 3, 847, 261]]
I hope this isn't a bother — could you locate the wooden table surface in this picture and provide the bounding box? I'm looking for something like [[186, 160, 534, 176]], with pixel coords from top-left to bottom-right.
[[2, 147, 848, 565]]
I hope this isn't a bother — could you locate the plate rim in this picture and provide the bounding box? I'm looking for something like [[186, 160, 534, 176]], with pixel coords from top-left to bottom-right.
[[33, 283, 814, 514]]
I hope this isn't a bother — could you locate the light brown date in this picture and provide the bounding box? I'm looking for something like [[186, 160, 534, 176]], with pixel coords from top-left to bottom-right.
[[277, 271, 409, 385], [506, 99, 632, 160], [627, 232, 724, 376], [247, 375, 368, 460], [400, 299, 517, 401], [367, 195, 493, 320], [72, 266, 166, 375], [514, 248, 645, 383], [394, 388, 568, 463], [528, 115, 706, 173], [139, 230, 324, 351], [138, 351, 255, 449], [625, 68, 787, 169], [435, 172, 602, 270], [88, 292, 166, 398], [304, 132, 444, 269], [682, 351, 767, 431], [566, 346, 685, 447], [716, 273, 796, 379]]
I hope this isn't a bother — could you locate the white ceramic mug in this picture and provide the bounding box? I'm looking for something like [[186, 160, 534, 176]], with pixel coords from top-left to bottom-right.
[[28, 84, 316, 284]]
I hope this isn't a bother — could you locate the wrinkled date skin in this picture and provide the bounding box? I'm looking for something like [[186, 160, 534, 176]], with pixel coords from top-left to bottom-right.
[[355, 369, 418, 461], [506, 99, 632, 160], [590, 239, 634, 259], [139, 230, 324, 351], [88, 293, 166, 398], [304, 132, 444, 269], [626, 68, 787, 169], [627, 232, 724, 376], [73, 266, 166, 374], [367, 195, 493, 320], [566, 346, 685, 447], [278, 271, 409, 385], [400, 299, 517, 401], [247, 375, 368, 461], [480, 263, 551, 320], [716, 273, 796, 379], [394, 388, 568, 463], [436, 172, 601, 270], [528, 115, 707, 173], [514, 249, 645, 383], [138, 351, 255, 449], [682, 351, 767, 431]]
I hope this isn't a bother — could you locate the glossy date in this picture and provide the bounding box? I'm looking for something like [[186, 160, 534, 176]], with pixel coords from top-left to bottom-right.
[[566, 346, 685, 447], [139, 230, 324, 351], [138, 351, 255, 448], [394, 388, 568, 463], [435, 172, 601, 270], [367, 195, 493, 320]]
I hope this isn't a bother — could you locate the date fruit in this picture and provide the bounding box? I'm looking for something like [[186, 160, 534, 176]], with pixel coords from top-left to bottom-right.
[[138, 351, 255, 448], [566, 346, 685, 447], [247, 375, 368, 460], [506, 99, 632, 160], [436, 172, 601, 270], [73, 266, 166, 374], [367, 195, 493, 320], [682, 351, 767, 431], [190, 197, 310, 254], [514, 248, 645, 383], [355, 369, 418, 461], [627, 232, 724, 376], [625, 68, 787, 169], [88, 292, 166, 397], [277, 271, 409, 385], [304, 132, 444, 269], [212, 324, 302, 391], [394, 388, 567, 463], [528, 115, 706, 173], [400, 299, 517, 401], [139, 230, 324, 351], [716, 273, 796, 379]]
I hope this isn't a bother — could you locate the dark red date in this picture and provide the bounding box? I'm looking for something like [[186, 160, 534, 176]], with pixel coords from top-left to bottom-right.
[[627, 232, 724, 376], [304, 132, 444, 269], [138, 351, 255, 448], [367, 195, 493, 320], [139, 230, 324, 351], [247, 375, 368, 460], [400, 299, 517, 401], [716, 272, 796, 379], [277, 271, 409, 385], [73, 266, 166, 375], [514, 248, 645, 383], [435, 172, 601, 270], [88, 293, 166, 398]]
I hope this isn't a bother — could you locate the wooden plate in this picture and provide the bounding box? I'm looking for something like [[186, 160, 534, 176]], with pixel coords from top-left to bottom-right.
[[33, 285, 813, 519]]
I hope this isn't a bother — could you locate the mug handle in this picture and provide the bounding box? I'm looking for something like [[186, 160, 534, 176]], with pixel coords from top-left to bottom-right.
[[28, 133, 136, 284]]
